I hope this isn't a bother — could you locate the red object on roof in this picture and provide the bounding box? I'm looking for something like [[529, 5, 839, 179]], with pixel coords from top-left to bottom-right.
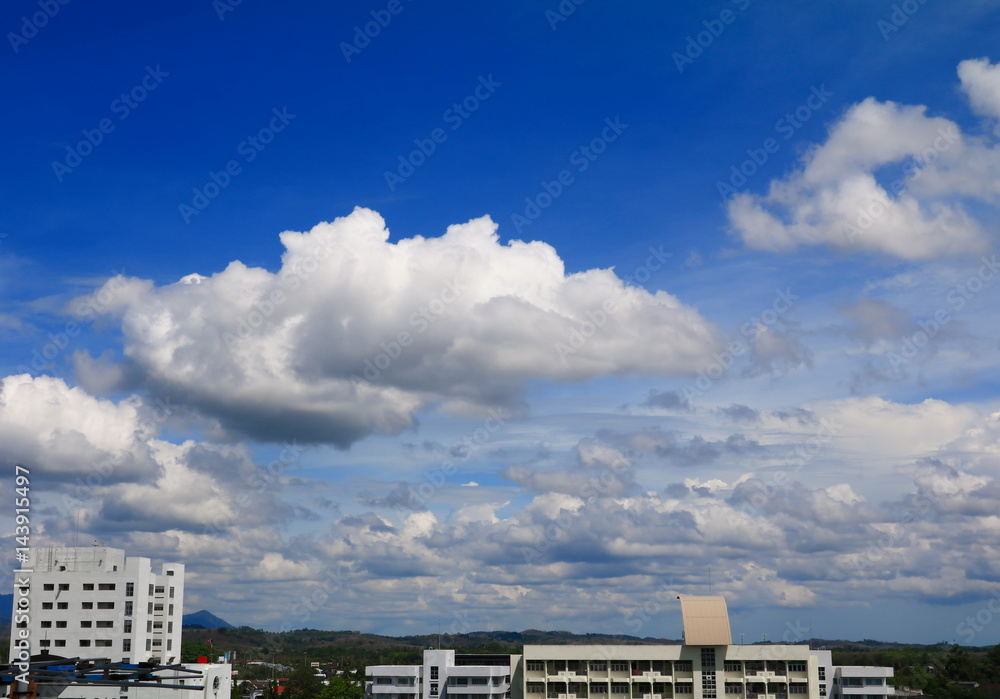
[[197, 656, 209, 664]]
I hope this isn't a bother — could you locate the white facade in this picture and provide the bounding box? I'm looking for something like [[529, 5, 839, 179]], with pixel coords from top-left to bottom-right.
[[11, 546, 185, 664], [831, 666, 894, 699], [367, 650, 515, 699], [521, 644, 827, 699], [367, 646, 891, 699]]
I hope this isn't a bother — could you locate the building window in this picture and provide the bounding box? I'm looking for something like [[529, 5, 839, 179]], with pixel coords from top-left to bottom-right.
[[147, 621, 152, 632], [376, 679, 392, 685], [98, 602, 115, 610], [80, 640, 91, 647], [97, 621, 113, 629], [155, 586, 165, 594], [146, 639, 152, 651], [59, 583, 69, 591], [591, 662, 607, 672], [701, 648, 716, 670], [527, 662, 545, 672], [790, 687, 807, 694], [148, 602, 153, 614], [153, 639, 162, 647], [154, 604, 163, 612], [725, 684, 743, 694], [126, 583, 134, 597], [56, 621, 67, 628], [676, 685, 693, 694], [611, 685, 629, 694], [725, 662, 742, 672], [169, 587, 175, 598], [125, 601, 133, 616], [431, 667, 439, 680], [82, 602, 94, 609], [81, 621, 92, 628], [167, 640, 172, 651], [43, 584, 54, 591], [83, 583, 94, 591], [788, 664, 806, 673], [123, 640, 131, 652], [39, 640, 51, 648], [42, 602, 52, 609], [590, 685, 607, 694], [168, 604, 174, 615], [820, 686, 826, 697], [153, 621, 163, 629], [527, 684, 545, 694], [864, 680, 884, 687], [167, 622, 173, 633], [166, 570, 174, 576], [96, 640, 112, 647], [57, 602, 68, 610], [124, 620, 132, 633], [675, 663, 692, 673], [99, 583, 116, 591], [149, 585, 154, 596], [41, 621, 52, 628], [430, 684, 438, 696]]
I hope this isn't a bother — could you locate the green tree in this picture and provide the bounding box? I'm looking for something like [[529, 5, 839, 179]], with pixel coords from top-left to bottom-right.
[[285, 665, 324, 699], [181, 642, 215, 663], [317, 676, 364, 699]]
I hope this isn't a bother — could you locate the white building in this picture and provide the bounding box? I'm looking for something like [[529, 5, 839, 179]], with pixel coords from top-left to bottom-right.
[[367, 649, 516, 699], [366, 597, 893, 699], [12, 545, 184, 664]]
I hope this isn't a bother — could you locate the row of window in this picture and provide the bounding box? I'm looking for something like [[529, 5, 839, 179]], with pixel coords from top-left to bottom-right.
[[527, 684, 695, 694], [37, 582, 174, 596], [526, 663, 695, 673], [448, 678, 507, 686], [36, 638, 172, 651], [36, 601, 174, 615]]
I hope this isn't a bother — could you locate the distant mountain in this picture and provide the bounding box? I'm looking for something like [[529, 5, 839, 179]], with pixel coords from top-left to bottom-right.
[[182, 610, 235, 629]]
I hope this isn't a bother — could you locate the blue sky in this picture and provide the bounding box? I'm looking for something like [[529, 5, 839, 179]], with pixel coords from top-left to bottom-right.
[[4, 0, 1000, 645]]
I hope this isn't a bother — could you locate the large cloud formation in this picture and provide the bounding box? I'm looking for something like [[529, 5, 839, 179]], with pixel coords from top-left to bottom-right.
[[728, 58, 1000, 259], [74, 208, 720, 446]]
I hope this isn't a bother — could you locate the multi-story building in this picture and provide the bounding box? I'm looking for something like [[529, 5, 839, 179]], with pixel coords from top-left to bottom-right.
[[11, 545, 185, 664], [365, 597, 894, 699], [367, 649, 517, 699]]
